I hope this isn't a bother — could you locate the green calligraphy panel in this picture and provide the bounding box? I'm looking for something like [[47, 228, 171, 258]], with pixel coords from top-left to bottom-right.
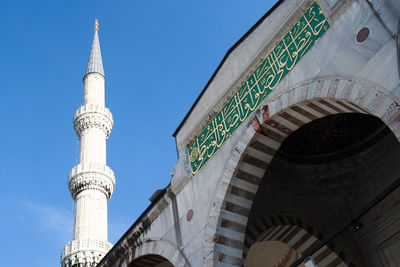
[[188, 2, 330, 175]]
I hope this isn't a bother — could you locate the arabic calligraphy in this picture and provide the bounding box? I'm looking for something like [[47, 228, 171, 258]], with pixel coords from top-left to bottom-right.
[[188, 2, 330, 175]]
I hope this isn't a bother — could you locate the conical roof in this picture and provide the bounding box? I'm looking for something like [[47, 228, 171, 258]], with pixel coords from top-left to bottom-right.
[[85, 20, 105, 78]]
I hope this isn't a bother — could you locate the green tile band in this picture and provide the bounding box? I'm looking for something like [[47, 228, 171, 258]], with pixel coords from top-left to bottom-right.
[[188, 2, 330, 175]]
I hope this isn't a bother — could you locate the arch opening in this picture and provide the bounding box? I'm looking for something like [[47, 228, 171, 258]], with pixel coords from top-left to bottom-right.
[[128, 254, 173, 267], [244, 112, 400, 266], [245, 240, 304, 267]]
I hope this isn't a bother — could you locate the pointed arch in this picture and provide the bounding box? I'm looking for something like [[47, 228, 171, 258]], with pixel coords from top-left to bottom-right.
[[120, 238, 190, 267], [203, 77, 400, 266], [244, 214, 349, 266]]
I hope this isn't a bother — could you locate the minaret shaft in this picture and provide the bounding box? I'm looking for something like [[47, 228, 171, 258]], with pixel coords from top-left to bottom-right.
[[74, 190, 108, 240], [84, 74, 105, 106], [79, 129, 107, 163], [62, 20, 114, 267], [74, 73, 109, 241]]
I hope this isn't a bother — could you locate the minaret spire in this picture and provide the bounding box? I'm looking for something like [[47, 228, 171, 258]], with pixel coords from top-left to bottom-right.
[[85, 19, 105, 78], [95, 18, 99, 32], [62, 20, 115, 267]]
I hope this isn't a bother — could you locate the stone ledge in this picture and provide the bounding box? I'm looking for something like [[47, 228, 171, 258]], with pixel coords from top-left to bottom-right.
[[74, 104, 113, 122]]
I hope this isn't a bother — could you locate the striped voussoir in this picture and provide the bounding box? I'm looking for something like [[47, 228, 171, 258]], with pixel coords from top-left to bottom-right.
[[244, 214, 351, 267], [214, 98, 365, 266], [206, 78, 400, 266]]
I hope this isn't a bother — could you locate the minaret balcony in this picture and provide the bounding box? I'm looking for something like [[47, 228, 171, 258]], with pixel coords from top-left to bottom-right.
[[68, 162, 115, 199], [61, 238, 112, 267], [74, 104, 113, 139]]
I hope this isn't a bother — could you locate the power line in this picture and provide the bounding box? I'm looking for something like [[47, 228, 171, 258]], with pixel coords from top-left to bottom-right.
[[113, 126, 173, 152]]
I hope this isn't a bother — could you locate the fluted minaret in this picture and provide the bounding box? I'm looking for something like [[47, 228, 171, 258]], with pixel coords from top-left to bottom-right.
[[62, 19, 115, 267]]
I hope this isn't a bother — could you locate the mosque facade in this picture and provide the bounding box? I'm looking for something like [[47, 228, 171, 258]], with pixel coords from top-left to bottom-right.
[[64, 0, 400, 266]]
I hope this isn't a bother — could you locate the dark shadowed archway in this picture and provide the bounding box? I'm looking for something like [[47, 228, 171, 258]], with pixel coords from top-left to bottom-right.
[[128, 254, 173, 267]]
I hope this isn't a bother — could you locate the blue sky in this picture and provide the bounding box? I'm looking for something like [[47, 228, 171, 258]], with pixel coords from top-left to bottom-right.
[[0, 1, 277, 266]]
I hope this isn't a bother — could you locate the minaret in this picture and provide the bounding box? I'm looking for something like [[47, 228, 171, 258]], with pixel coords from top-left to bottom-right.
[[62, 19, 115, 267]]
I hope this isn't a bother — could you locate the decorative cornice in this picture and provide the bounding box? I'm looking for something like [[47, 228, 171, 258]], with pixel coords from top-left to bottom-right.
[[74, 104, 113, 139], [61, 239, 112, 267], [68, 162, 115, 199]]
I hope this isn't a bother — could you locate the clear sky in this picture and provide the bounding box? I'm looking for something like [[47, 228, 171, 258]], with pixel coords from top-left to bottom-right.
[[0, 1, 278, 266]]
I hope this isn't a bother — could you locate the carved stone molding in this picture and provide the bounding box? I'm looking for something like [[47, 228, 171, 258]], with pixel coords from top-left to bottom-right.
[[61, 238, 112, 267], [74, 104, 113, 139], [68, 162, 115, 199]]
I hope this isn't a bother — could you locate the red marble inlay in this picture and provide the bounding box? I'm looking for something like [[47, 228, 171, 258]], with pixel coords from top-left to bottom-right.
[[356, 27, 369, 43], [251, 116, 263, 133], [186, 209, 194, 221]]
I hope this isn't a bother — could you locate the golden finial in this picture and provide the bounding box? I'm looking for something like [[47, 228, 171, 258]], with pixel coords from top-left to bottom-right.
[[95, 18, 99, 32]]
